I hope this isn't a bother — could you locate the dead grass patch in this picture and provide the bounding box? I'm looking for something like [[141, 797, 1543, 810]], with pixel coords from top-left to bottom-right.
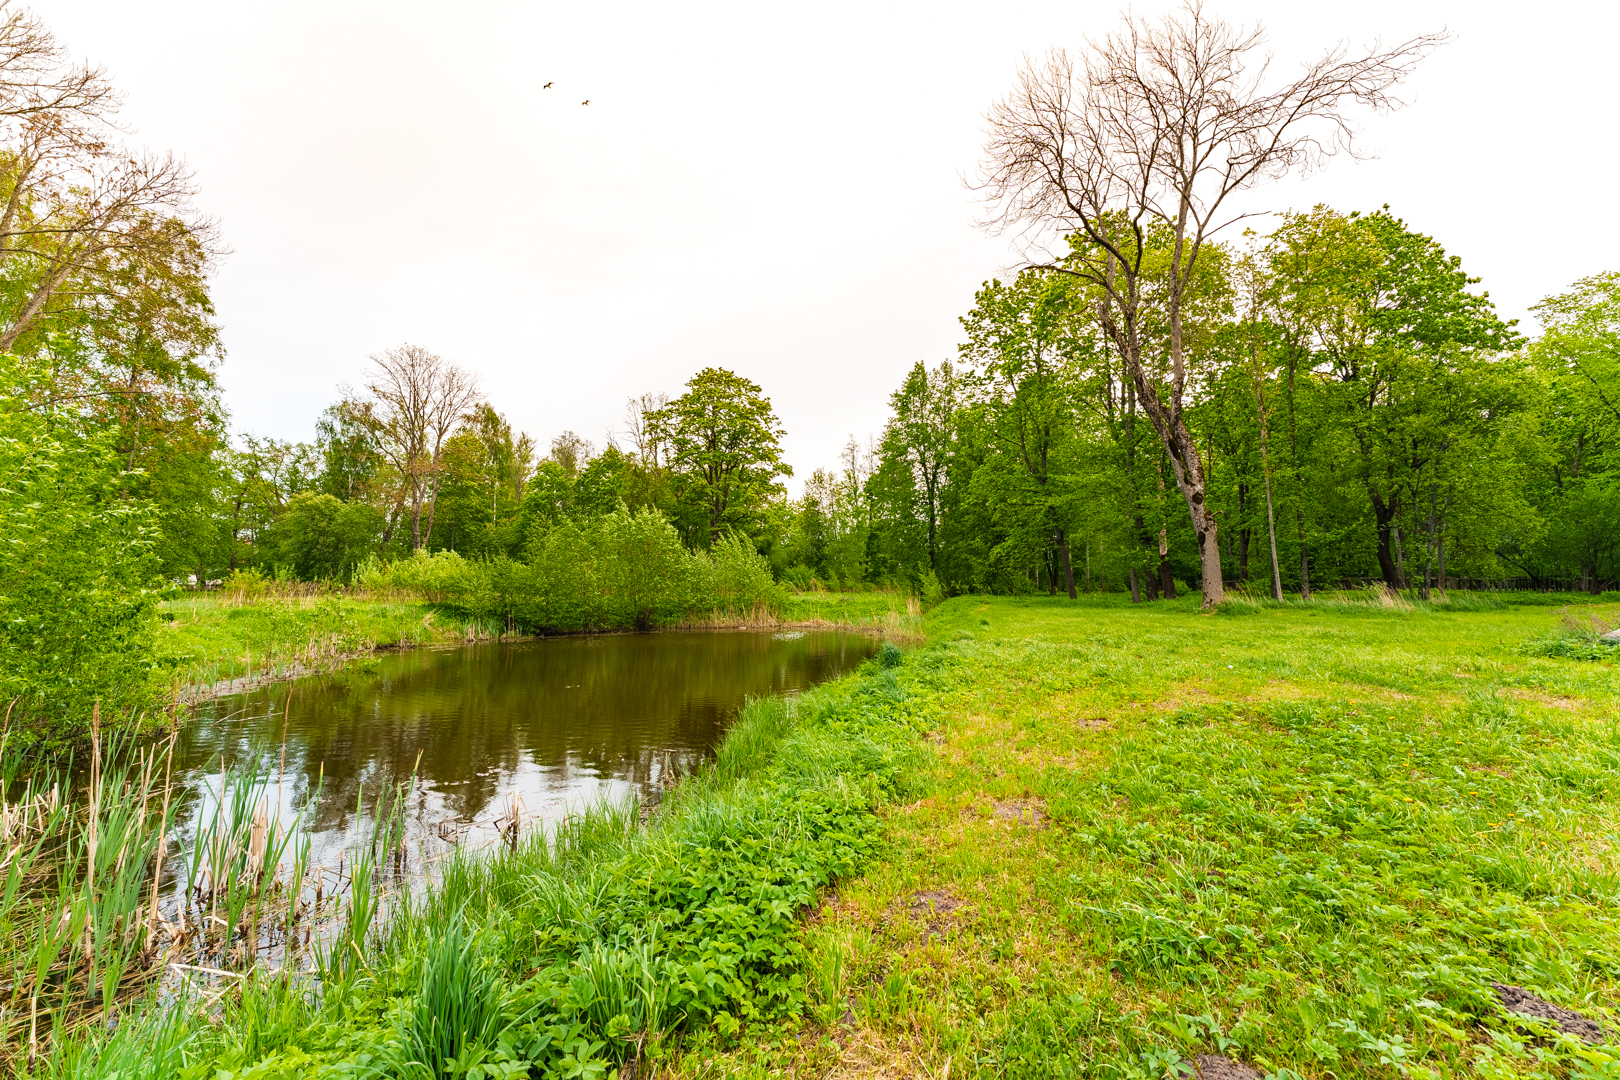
[[1502, 687, 1584, 711]]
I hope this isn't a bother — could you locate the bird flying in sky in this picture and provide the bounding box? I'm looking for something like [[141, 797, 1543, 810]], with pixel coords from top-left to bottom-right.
[[581, 100, 589, 105], [543, 81, 553, 89]]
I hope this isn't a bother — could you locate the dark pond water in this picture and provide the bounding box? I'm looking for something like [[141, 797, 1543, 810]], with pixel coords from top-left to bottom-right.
[[175, 629, 876, 872]]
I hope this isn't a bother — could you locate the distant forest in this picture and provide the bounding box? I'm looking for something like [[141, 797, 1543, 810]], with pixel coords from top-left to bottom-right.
[[210, 214, 1617, 608]]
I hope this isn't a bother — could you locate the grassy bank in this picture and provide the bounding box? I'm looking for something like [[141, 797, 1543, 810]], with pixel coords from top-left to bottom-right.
[[155, 592, 474, 697], [33, 641, 933, 1076], [781, 590, 922, 636], [696, 594, 1619, 1079]]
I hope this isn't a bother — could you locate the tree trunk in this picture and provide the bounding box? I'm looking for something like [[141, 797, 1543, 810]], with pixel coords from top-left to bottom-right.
[[1261, 468, 1283, 602], [1284, 353, 1310, 600], [1120, 357, 1223, 607], [1157, 529, 1176, 600], [423, 468, 444, 550], [1135, 513, 1158, 599], [1393, 523, 1409, 591], [1057, 528, 1077, 599], [1435, 526, 1446, 600], [1128, 567, 1141, 604], [1371, 492, 1401, 588]]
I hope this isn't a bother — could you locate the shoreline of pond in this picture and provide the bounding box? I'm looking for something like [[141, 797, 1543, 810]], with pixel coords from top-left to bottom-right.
[[172, 606, 915, 705]]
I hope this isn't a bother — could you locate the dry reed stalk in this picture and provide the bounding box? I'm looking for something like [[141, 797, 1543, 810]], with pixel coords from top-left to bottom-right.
[[84, 702, 100, 965], [146, 730, 177, 954]]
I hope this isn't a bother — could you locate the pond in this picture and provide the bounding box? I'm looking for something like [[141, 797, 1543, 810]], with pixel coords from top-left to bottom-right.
[[173, 629, 877, 874]]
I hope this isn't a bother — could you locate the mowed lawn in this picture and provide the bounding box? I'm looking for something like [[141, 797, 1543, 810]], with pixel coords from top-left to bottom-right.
[[704, 595, 1620, 1079]]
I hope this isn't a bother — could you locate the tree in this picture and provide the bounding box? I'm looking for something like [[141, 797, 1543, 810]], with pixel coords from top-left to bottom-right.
[[343, 344, 481, 551], [976, 2, 1441, 607], [0, 5, 218, 355], [1263, 208, 1521, 589], [314, 402, 382, 502], [958, 273, 1088, 597], [652, 368, 790, 546], [1519, 272, 1620, 591], [878, 361, 958, 573], [265, 492, 379, 581], [547, 430, 593, 477]]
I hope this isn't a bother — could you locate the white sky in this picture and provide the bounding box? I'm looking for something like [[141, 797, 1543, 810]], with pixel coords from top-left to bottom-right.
[[31, 0, 1618, 484]]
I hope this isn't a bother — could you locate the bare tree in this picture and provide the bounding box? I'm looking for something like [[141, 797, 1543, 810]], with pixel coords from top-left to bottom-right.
[[977, 1, 1442, 607], [0, 2, 218, 353], [346, 345, 482, 550], [624, 391, 669, 468], [548, 430, 594, 477]]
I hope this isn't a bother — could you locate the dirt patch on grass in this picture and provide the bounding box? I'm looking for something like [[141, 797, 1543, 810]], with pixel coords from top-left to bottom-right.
[[1075, 715, 1112, 730], [903, 890, 962, 917], [889, 889, 964, 940], [823, 1028, 938, 1079], [1193, 1055, 1262, 1080], [1502, 688, 1584, 711], [992, 798, 1048, 828], [1493, 982, 1608, 1044]]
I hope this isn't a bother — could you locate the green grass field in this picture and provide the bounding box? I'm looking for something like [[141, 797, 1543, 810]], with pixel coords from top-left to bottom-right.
[[782, 590, 921, 634], [686, 594, 1620, 1079], [155, 593, 465, 693]]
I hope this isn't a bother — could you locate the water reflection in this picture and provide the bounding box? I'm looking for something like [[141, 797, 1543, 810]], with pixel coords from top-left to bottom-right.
[[175, 630, 875, 868]]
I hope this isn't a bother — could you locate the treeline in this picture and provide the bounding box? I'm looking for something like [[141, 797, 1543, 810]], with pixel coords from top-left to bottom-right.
[[832, 210, 1619, 603]]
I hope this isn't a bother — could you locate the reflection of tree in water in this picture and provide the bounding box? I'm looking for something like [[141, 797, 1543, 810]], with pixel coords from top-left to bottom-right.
[[176, 631, 873, 836]]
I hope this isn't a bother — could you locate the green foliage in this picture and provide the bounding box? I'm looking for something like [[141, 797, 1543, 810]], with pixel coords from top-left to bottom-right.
[[261, 491, 381, 581], [919, 569, 946, 609], [652, 367, 791, 547], [0, 379, 160, 739], [398, 919, 513, 1077], [368, 505, 785, 631]]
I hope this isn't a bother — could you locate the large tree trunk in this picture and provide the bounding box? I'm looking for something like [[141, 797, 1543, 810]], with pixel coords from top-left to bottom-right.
[[1371, 491, 1401, 588], [1136, 388, 1223, 607]]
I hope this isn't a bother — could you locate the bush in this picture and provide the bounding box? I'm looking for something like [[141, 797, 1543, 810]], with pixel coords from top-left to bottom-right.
[[0, 402, 159, 742], [918, 569, 946, 610], [365, 506, 784, 632]]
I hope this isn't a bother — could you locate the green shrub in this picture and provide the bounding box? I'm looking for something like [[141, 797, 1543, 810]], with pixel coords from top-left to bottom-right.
[[1517, 631, 1618, 661], [0, 398, 159, 742], [261, 492, 380, 582], [366, 506, 783, 632], [918, 569, 946, 610]]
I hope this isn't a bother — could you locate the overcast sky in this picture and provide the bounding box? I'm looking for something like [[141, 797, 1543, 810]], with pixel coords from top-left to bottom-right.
[[30, 0, 1617, 483]]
